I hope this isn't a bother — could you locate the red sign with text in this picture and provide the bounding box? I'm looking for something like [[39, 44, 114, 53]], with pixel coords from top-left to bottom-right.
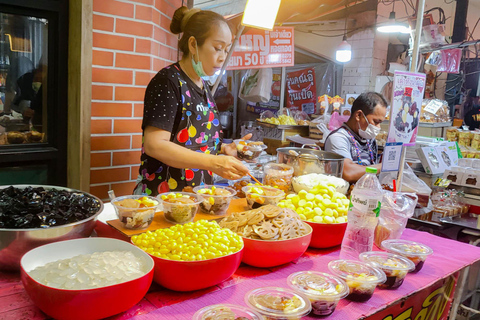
[[365, 273, 458, 320], [286, 67, 317, 114], [226, 27, 294, 70]]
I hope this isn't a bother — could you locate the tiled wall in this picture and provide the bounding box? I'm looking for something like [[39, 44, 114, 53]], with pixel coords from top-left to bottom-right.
[[341, 29, 389, 95], [90, 0, 181, 200]]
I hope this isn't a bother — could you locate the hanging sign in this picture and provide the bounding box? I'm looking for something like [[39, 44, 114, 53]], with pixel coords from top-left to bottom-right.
[[285, 67, 317, 114], [226, 27, 294, 70], [387, 71, 426, 147]]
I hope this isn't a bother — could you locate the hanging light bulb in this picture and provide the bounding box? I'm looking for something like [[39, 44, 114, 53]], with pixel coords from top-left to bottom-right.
[[336, 35, 352, 62], [377, 1, 411, 34]]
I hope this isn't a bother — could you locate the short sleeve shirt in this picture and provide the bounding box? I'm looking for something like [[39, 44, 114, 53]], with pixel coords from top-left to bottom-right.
[[325, 123, 379, 166]]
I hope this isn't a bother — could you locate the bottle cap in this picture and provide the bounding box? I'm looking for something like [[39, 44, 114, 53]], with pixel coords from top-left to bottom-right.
[[366, 167, 377, 174]]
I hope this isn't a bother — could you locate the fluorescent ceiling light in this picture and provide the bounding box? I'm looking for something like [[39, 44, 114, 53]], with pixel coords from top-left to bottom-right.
[[242, 0, 282, 30], [377, 12, 411, 34], [336, 36, 352, 63]]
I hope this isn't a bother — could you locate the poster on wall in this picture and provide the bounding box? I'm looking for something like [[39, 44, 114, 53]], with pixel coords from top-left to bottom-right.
[[286, 68, 317, 114], [387, 71, 426, 147], [246, 72, 282, 114]]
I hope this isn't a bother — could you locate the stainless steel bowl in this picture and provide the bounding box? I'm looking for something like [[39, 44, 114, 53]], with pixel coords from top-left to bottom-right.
[[276, 147, 345, 178], [0, 185, 104, 271]]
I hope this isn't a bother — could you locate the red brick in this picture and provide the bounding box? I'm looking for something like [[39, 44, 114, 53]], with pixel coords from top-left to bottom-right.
[[93, 50, 114, 66], [154, 26, 166, 43], [116, 19, 153, 38], [152, 9, 161, 26], [91, 119, 112, 134], [132, 135, 143, 148], [92, 85, 113, 100], [92, 68, 133, 84], [93, 14, 114, 32], [136, 39, 151, 54], [114, 119, 142, 133], [152, 58, 166, 71], [111, 181, 138, 197], [131, 165, 140, 180], [115, 86, 146, 101], [90, 184, 110, 200], [92, 102, 132, 117], [132, 0, 154, 5], [112, 150, 141, 166], [160, 14, 171, 31], [166, 33, 178, 48], [161, 0, 176, 18], [159, 45, 177, 61], [91, 136, 130, 151], [93, 0, 134, 18], [90, 167, 130, 184], [91, 152, 111, 167], [116, 53, 151, 70], [135, 71, 155, 86], [151, 42, 161, 56], [135, 5, 153, 21], [93, 33, 134, 51], [134, 103, 144, 117]]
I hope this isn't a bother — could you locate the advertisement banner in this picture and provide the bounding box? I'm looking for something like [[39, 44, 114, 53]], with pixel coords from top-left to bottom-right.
[[227, 27, 294, 70], [285, 68, 317, 114], [387, 71, 426, 147], [365, 272, 458, 320]]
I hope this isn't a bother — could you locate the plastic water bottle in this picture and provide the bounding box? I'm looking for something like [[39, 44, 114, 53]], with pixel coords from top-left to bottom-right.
[[340, 167, 383, 260]]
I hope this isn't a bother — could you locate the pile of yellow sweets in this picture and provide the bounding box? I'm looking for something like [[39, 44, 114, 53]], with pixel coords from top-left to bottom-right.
[[132, 220, 243, 261]]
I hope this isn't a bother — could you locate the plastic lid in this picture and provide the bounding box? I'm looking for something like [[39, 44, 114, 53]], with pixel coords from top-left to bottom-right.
[[366, 167, 378, 174], [328, 260, 386, 284], [287, 271, 349, 300], [193, 304, 264, 320], [245, 287, 311, 319], [381, 239, 433, 257], [359, 251, 415, 272]]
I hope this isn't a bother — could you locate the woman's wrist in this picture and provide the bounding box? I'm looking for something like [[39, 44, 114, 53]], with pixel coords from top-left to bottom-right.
[[220, 143, 226, 154]]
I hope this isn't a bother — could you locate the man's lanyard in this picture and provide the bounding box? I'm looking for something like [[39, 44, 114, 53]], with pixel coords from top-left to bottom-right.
[[345, 130, 375, 165]]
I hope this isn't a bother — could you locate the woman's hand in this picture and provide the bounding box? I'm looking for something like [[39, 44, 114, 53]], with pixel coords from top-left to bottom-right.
[[211, 155, 249, 180], [222, 133, 253, 158]]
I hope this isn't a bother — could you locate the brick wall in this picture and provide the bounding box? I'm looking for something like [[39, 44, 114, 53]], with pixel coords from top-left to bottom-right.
[[90, 0, 182, 200]]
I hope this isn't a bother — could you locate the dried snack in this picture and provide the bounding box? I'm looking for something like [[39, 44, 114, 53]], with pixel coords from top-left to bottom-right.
[[194, 185, 236, 215], [220, 205, 309, 241]]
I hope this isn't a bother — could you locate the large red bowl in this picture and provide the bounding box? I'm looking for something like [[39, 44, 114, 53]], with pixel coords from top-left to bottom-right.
[[306, 221, 347, 249], [147, 247, 243, 291], [21, 238, 154, 320], [242, 223, 312, 268]]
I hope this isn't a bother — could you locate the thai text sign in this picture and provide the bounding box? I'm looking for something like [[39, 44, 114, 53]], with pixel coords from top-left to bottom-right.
[[285, 67, 317, 114], [226, 27, 294, 70]]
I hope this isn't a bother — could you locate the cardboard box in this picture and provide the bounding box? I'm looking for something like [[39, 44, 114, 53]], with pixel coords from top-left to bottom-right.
[[437, 141, 460, 168], [416, 147, 447, 175], [460, 170, 480, 188], [443, 167, 465, 185]]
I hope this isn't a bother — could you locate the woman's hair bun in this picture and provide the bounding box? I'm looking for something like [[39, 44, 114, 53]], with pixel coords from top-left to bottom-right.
[[170, 6, 189, 34]]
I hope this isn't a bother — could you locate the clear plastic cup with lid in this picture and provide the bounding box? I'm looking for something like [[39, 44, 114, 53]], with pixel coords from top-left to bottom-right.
[[381, 239, 433, 273], [328, 259, 386, 302], [245, 287, 311, 320], [193, 304, 264, 320], [287, 271, 348, 317], [359, 251, 415, 289]]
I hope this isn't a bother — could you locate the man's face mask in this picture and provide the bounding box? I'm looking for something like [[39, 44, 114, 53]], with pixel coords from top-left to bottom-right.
[[358, 111, 380, 140]]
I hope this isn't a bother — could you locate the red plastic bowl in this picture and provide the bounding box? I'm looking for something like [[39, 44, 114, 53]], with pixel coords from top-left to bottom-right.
[[242, 223, 312, 268], [306, 221, 347, 249], [20, 238, 154, 320], [147, 247, 243, 291]]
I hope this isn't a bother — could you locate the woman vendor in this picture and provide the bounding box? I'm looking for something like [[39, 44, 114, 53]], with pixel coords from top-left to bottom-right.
[[324, 92, 387, 183], [135, 6, 250, 196]]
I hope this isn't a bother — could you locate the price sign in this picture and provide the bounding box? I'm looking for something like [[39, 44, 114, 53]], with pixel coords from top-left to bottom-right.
[[424, 100, 444, 114]]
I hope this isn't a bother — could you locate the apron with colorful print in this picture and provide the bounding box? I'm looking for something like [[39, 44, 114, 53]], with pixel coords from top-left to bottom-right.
[[138, 65, 223, 196]]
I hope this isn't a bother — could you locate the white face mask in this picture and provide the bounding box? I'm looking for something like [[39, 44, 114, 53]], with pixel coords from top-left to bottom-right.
[[358, 112, 380, 140]]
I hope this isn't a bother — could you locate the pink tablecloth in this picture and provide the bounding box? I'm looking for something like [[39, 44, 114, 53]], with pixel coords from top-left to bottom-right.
[[132, 229, 480, 320], [1, 229, 480, 320]]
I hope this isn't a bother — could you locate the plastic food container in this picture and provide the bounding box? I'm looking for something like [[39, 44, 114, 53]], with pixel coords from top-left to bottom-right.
[[381, 239, 433, 273], [263, 163, 294, 193], [328, 260, 386, 302], [245, 287, 312, 320], [193, 185, 236, 215], [193, 304, 264, 320], [111, 195, 159, 229], [359, 251, 415, 289], [157, 192, 203, 224], [287, 271, 348, 316], [234, 139, 267, 161], [242, 185, 285, 209]]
